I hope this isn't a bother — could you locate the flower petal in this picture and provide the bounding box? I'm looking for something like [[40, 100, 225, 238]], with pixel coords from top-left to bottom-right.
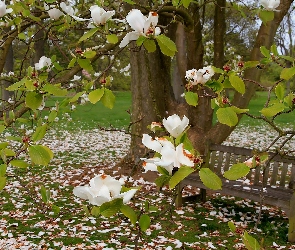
[[142, 134, 162, 153], [126, 9, 145, 33], [119, 31, 140, 48]]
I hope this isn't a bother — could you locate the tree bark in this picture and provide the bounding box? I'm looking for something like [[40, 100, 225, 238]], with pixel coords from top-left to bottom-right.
[[121, 0, 294, 171]]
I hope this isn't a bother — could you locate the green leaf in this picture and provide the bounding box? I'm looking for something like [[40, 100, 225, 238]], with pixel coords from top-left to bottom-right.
[[106, 34, 118, 44], [228, 221, 236, 233], [52, 204, 60, 215], [0, 142, 8, 149], [206, 81, 223, 92], [143, 39, 156, 53], [279, 55, 294, 62], [0, 125, 6, 134], [216, 107, 238, 127], [120, 205, 137, 225], [3, 148, 15, 157], [91, 206, 100, 216], [199, 168, 222, 190], [136, 36, 146, 47], [88, 88, 105, 104], [275, 83, 285, 100], [18, 33, 26, 40], [83, 205, 90, 216], [101, 89, 115, 109], [260, 46, 270, 58], [157, 166, 170, 176], [25, 92, 43, 110], [271, 44, 278, 56], [0, 164, 7, 176], [172, 0, 179, 6], [242, 231, 261, 250], [77, 58, 93, 72], [280, 67, 295, 80], [182, 0, 192, 8], [10, 160, 28, 168], [259, 10, 274, 24], [6, 79, 25, 91], [185, 91, 198, 106], [68, 58, 77, 68], [230, 106, 249, 114], [284, 93, 294, 107], [43, 84, 67, 96], [48, 110, 57, 123], [40, 185, 49, 203], [156, 35, 177, 57], [244, 61, 260, 69], [100, 198, 123, 217], [155, 175, 170, 188], [0, 177, 6, 190], [260, 103, 285, 117], [223, 163, 250, 180], [28, 145, 53, 166], [78, 28, 99, 43], [212, 66, 224, 74], [32, 124, 47, 142], [229, 74, 245, 94], [70, 91, 85, 103], [169, 166, 194, 189], [83, 50, 97, 59], [139, 214, 150, 231]]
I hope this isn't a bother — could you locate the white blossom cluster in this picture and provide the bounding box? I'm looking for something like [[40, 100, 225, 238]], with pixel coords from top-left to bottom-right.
[[185, 66, 214, 85]]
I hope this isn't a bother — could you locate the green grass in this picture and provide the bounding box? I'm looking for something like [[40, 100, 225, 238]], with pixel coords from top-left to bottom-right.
[[1, 90, 294, 249], [55, 90, 293, 131]]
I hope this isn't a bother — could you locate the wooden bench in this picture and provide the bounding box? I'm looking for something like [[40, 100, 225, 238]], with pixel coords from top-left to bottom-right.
[[176, 143, 295, 242]]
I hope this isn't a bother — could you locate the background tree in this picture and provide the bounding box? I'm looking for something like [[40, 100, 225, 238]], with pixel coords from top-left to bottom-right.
[[121, 0, 295, 171]]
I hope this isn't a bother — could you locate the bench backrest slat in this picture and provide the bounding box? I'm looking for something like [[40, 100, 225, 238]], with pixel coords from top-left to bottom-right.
[[270, 161, 279, 186], [208, 144, 295, 190], [216, 151, 224, 174], [254, 166, 261, 185], [279, 162, 289, 187]]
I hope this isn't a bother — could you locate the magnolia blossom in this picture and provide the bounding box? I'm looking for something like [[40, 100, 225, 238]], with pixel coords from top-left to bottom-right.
[[142, 134, 194, 175], [73, 174, 137, 206], [244, 157, 260, 168], [35, 56, 52, 71], [185, 66, 214, 85], [48, 8, 63, 20], [260, 0, 280, 11], [162, 114, 189, 138], [119, 9, 161, 48], [90, 5, 115, 25], [0, 1, 12, 17], [60, 2, 88, 21], [44, 3, 63, 20]]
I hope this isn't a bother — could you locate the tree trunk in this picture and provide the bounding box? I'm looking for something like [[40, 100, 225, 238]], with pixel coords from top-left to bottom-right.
[[125, 43, 174, 169], [121, 0, 294, 172]]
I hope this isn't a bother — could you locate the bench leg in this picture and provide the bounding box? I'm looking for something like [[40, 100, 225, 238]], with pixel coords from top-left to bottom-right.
[[288, 192, 295, 242], [175, 184, 183, 208], [200, 188, 207, 202]]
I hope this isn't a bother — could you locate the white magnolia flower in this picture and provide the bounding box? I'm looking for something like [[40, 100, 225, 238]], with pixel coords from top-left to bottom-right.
[[35, 56, 52, 71], [185, 66, 214, 85], [119, 9, 161, 48], [48, 8, 63, 20], [162, 114, 189, 138], [260, 0, 280, 11], [142, 134, 194, 175], [90, 5, 115, 25], [60, 2, 88, 21], [0, 1, 12, 17], [71, 75, 81, 81], [73, 174, 137, 206]]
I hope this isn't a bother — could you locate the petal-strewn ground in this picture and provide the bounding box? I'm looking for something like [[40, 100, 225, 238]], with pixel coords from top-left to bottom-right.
[[1, 125, 295, 249]]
